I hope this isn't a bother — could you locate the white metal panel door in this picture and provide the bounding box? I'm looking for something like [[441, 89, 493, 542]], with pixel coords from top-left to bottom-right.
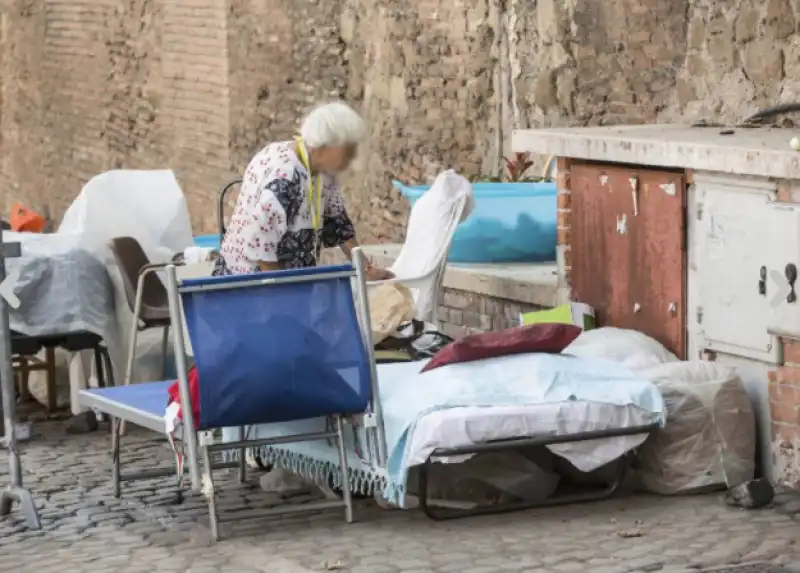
[[693, 173, 779, 363]]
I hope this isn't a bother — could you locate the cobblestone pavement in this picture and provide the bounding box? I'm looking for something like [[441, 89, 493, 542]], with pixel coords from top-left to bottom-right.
[[2, 420, 800, 573]]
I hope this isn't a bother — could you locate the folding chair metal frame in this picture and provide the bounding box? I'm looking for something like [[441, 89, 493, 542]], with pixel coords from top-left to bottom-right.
[[122, 259, 185, 389], [117, 259, 182, 437], [79, 249, 386, 541]]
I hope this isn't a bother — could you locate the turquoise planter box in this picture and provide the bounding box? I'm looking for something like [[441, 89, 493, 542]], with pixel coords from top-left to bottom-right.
[[193, 234, 221, 251], [393, 180, 557, 264]]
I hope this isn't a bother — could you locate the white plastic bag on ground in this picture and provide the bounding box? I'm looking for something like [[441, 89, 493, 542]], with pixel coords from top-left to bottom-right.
[[563, 327, 678, 371], [635, 361, 756, 494]]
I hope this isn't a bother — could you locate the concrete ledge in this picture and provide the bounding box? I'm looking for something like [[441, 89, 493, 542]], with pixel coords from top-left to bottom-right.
[[512, 125, 800, 180], [361, 244, 558, 308]]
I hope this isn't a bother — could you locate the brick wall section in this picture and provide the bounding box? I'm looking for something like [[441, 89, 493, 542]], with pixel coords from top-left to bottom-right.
[[438, 289, 543, 339], [769, 183, 800, 486], [322, 248, 547, 338], [0, 0, 233, 233], [0, 0, 116, 221], [160, 0, 232, 233], [0, 0, 501, 242], [555, 157, 572, 290], [770, 337, 800, 487]]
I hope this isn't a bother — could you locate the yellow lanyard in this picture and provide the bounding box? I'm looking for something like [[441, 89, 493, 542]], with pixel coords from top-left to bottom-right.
[[295, 136, 322, 231]]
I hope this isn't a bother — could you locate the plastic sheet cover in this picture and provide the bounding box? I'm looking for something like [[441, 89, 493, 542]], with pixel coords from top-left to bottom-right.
[[181, 266, 371, 430], [8, 170, 194, 379], [5, 231, 116, 342], [635, 361, 756, 494]]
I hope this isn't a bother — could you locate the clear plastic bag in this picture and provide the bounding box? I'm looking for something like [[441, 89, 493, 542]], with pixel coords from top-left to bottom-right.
[[635, 361, 756, 494]]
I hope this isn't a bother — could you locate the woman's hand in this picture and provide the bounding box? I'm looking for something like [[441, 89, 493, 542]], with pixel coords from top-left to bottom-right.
[[365, 266, 395, 281]]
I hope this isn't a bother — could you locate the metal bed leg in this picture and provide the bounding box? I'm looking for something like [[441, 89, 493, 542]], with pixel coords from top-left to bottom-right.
[[417, 451, 631, 521], [237, 426, 246, 484], [412, 424, 658, 521], [99, 346, 115, 428], [44, 347, 57, 415], [334, 415, 354, 524], [202, 445, 220, 542], [120, 277, 145, 436], [111, 417, 121, 498], [16, 357, 30, 402], [101, 346, 115, 387], [93, 345, 106, 389]]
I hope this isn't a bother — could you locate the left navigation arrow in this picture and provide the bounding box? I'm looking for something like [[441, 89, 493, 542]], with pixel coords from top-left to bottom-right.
[[0, 267, 21, 309]]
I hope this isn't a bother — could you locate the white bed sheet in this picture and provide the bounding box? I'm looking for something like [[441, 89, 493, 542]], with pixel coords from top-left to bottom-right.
[[406, 401, 660, 473], [376, 355, 665, 492]]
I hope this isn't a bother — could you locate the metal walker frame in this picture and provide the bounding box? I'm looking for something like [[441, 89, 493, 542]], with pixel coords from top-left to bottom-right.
[[0, 233, 41, 529]]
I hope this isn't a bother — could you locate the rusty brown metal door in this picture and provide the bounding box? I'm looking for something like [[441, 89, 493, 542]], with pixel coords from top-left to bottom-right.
[[570, 163, 686, 358]]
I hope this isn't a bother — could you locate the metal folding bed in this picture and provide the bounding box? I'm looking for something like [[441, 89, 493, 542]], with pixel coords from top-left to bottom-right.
[[76, 242, 660, 539]]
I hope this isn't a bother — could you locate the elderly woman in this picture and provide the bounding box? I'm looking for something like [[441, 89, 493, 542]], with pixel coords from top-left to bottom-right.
[[215, 102, 393, 280]]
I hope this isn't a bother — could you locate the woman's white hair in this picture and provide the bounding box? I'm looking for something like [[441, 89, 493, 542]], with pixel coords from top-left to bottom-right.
[[300, 102, 367, 149]]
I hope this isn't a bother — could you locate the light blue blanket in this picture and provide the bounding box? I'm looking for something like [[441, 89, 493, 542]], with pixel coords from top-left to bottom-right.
[[221, 353, 666, 505]]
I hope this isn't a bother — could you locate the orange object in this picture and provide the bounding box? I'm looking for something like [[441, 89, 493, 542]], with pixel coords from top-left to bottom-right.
[[9, 202, 45, 233]]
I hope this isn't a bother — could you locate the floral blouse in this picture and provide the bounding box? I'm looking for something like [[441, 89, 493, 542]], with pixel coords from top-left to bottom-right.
[[216, 141, 356, 275]]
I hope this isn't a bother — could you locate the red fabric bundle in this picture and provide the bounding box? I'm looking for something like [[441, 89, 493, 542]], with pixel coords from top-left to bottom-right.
[[421, 323, 582, 373], [167, 365, 200, 424]]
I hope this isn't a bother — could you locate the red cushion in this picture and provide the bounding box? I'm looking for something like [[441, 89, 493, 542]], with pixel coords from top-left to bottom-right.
[[420, 323, 583, 373]]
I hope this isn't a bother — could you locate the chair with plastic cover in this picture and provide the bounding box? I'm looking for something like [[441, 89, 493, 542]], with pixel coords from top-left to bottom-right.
[[376, 170, 474, 326]]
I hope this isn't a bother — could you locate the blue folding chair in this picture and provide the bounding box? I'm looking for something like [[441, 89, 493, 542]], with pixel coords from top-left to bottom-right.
[[78, 250, 385, 541]]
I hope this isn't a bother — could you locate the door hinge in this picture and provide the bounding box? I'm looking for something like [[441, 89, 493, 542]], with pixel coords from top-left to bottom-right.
[[696, 306, 703, 325], [696, 203, 703, 221]]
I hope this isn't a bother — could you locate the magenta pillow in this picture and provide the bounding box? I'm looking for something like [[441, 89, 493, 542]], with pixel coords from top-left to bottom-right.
[[420, 323, 582, 373]]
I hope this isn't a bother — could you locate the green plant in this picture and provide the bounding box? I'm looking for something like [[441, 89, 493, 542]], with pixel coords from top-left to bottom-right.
[[468, 152, 547, 183]]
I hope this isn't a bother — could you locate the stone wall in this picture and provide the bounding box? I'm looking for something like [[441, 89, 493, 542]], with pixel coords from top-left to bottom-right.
[[0, 0, 798, 240], [511, 0, 800, 130]]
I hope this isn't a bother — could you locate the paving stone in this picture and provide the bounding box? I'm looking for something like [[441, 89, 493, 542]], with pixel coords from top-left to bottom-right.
[[5, 420, 800, 572]]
